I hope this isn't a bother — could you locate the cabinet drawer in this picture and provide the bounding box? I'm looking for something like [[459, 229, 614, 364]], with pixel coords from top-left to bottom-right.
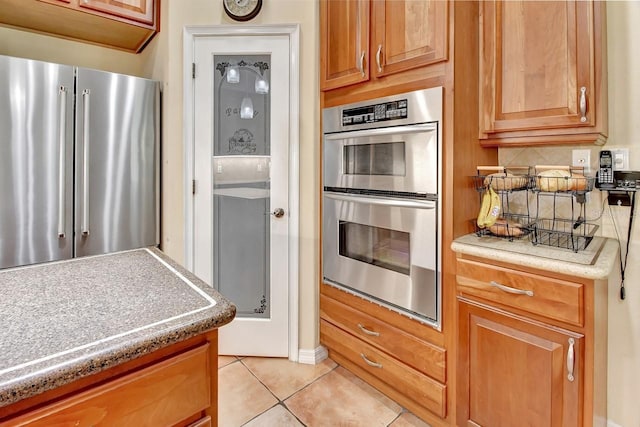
[[8, 344, 211, 426], [320, 294, 446, 383], [456, 258, 584, 326], [321, 320, 446, 418]]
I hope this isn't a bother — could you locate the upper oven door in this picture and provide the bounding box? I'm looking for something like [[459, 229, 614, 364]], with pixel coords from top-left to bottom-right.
[[323, 123, 438, 195]]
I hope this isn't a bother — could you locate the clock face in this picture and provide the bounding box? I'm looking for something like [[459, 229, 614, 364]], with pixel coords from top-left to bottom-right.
[[224, 0, 262, 21]]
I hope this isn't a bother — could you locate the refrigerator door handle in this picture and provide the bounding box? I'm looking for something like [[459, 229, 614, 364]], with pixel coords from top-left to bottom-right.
[[58, 86, 67, 239], [81, 89, 91, 236]]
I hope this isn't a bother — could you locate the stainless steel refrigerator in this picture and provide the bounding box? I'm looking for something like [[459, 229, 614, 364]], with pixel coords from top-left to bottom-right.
[[0, 54, 160, 269]]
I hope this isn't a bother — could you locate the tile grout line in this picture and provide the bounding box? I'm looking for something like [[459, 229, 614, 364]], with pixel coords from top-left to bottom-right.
[[236, 357, 321, 426], [224, 357, 416, 427]]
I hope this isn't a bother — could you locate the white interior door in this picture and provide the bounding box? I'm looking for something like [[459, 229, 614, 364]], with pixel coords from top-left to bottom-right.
[[192, 33, 291, 357]]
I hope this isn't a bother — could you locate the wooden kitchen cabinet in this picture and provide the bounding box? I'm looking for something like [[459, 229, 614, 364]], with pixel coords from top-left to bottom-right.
[[0, 333, 219, 427], [479, 0, 607, 146], [0, 0, 159, 52], [41, 0, 154, 24], [320, 0, 369, 91], [458, 301, 583, 427], [320, 0, 448, 92], [320, 283, 448, 425], [456, 255, 608, 427], [319, 2, 499, 424], [75, 0, 155, 25]]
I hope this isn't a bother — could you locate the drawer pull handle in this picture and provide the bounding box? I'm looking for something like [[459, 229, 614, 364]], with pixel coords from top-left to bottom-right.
[[489, 281, 534, 297], [376, 44, 383, 73], [357, 324, 380, 337], [579, 86, 588, 123], [360, 353, 382, 369], [567, 338, 575, 382]]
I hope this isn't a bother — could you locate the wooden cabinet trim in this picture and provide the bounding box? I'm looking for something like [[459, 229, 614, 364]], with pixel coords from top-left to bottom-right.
[[188, 415, 212, 427]]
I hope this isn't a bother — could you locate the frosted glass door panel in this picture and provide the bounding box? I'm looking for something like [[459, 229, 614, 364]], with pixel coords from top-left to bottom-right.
[[213, 54, 271, 318]]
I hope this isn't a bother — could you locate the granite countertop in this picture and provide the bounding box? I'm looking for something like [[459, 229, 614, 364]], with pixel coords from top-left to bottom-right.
[[452, 233, 619, 280], [0, 247, 236, 409]]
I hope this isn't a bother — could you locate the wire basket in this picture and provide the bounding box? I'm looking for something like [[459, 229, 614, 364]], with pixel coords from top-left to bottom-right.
[[532, 166, 595, 194], [473, 213, 535, 241], [473, 166, 532, 193], [531, 218, 599, 252]]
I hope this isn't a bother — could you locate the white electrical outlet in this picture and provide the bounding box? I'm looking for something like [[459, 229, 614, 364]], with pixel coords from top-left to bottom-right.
[[610, 148, 629, 171], [572, 149, 591, 171]]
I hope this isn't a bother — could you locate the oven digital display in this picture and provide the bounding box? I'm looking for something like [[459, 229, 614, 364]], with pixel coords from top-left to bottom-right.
[[341, 99, 408, 126], [339, 221, 410, 275]]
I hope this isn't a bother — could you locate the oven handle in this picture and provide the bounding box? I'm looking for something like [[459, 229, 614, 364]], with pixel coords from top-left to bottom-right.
[[324, 192, 436, 209], [324, 123, 437, 140]]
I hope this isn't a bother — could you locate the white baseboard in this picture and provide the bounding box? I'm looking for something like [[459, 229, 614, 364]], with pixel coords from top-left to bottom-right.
[[297, 346, 328, 365], [607, 420, 623, 427]]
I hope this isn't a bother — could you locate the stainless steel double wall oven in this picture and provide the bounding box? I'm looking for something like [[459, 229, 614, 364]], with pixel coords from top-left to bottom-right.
[[322, 87, 443, 328]]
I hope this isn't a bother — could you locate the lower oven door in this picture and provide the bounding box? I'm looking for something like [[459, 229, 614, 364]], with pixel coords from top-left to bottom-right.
[[322, 191, 439, 326]]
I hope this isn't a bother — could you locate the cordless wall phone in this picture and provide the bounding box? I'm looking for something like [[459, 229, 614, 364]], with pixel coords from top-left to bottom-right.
[[596, 150, 615, 188]]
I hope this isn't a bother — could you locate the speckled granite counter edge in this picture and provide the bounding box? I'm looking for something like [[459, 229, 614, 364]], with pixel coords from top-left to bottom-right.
[[451, 236, 619, 280], [0, 247, 236, 410]]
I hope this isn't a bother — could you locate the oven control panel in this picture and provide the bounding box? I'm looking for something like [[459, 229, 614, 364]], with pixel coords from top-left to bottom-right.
[[342, 99, 408, 126]]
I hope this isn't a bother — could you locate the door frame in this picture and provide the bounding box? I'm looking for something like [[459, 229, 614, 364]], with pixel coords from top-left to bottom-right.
[[183, 24, 300, 361]]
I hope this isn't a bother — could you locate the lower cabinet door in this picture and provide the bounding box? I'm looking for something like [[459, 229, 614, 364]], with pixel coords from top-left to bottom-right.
[[458, 300, 583, 427]]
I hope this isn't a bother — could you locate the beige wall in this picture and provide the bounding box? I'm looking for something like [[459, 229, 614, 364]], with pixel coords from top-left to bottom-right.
[[499, 3, 640, 426], [602, 3, 639, 426]]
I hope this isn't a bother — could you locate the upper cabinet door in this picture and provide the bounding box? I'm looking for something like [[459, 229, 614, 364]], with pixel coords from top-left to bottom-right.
[[320, 0, 370, 91], [480, 0, 607, 144], [79, 0, 155, 25], [371, 0, 448, 78]]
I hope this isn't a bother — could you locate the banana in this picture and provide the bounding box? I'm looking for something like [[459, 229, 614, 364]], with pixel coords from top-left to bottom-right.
[[477, 188, 491, 228], [483, 187, 502, 228]]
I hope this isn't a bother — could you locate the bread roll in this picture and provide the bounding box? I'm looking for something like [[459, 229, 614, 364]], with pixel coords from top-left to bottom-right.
[[536, 169, 571, 191], [568, 173, 587, 191], [536, 170, 588, 191], [488, 218, 525, 237], [483, 172, 528, 191]]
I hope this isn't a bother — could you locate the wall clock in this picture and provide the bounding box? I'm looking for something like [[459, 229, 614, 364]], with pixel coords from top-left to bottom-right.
[[223, 0, 263, 22]]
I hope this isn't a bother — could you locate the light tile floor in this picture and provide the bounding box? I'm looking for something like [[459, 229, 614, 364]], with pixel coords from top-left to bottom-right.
[[218, 356, 432, 427]]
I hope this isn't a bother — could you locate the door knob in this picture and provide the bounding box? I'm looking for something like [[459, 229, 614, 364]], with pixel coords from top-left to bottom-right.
[[270, 208, 285, 218]]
